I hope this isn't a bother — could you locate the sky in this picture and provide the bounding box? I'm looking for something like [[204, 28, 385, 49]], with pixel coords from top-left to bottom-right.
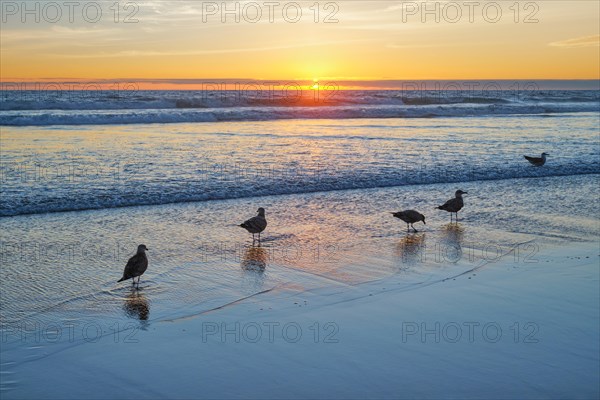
[[1, 1, 599, 86]]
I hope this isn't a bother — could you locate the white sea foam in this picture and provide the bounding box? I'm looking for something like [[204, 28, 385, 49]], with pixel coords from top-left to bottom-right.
[[1, 112, 598, 216], [1, 90, 598, 126]]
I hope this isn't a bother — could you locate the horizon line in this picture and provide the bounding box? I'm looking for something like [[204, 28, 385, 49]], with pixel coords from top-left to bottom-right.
[[1, 78, 598, 91]]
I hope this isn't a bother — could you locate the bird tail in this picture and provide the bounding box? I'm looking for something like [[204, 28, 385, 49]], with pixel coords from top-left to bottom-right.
[[436, 206, 443, 210], [118, 277, 126, 282]]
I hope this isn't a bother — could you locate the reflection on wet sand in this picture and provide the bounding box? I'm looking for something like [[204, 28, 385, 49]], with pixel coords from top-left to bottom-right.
[[440, 224, 465, 264], [240, 245, 268, 292], [241, 246, 268, 271], [123, 289, 150, 323], [441, 224, 464, 245], [396, 233, 426, 267]]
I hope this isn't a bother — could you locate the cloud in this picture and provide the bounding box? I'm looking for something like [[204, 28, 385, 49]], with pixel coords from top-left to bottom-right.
[[53, 39, 365, 58], [549, 35, 599, 48], [0, 26, 122, 43]]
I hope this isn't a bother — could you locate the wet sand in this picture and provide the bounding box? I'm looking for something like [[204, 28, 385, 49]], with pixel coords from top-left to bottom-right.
[[1, 174, 599, 398]]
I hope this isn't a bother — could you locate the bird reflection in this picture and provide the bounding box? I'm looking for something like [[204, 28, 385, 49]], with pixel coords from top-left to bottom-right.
[[123, 289, 150, 326], [241, 245, 268, 271], [241, 245, 268, 292], [439, 224, 465, 264], [396, 233, 426, 267]]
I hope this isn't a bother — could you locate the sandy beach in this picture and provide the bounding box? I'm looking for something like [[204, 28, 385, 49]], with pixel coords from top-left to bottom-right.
[[3, 240, 598, 399], [2, 171, 599, 399]]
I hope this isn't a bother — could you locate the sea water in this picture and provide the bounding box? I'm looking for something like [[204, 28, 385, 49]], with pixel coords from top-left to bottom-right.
[[1, 90, 599, 387]]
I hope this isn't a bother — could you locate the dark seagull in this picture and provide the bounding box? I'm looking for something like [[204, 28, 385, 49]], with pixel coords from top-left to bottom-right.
[[391, 210, 426, 232], [118, 244, 149, 288], [239, 207, 267, 244], [524, 152, 549, 166], [437, 190, 467, 223]]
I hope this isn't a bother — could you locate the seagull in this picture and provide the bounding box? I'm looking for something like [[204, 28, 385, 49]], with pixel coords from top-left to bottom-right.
[[437, 190, 467, 223], [118, 244, 149, 289], [239, 207, 267, 244], [391, 210, 426, 232], [524, 152, 549, 166]]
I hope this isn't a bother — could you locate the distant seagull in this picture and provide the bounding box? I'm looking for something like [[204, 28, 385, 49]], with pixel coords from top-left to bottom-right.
[[118, 244, 149, 288], [437, 190, 467, 223], [391, 210, 426, 232], [239, 207, 267, 244], [524, 152, 549, 166]]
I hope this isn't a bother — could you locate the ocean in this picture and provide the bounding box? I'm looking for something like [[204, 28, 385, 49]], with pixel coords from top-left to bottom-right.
[[1, 89, 599, 393], [1, 90, 599, 216], [1, 88, 599, 126]]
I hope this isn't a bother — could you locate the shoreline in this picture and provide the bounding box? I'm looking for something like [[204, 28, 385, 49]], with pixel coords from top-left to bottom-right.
[[1, 169, 598, 399], [3, 240, 598, 399], [1, 171, 599, 219]]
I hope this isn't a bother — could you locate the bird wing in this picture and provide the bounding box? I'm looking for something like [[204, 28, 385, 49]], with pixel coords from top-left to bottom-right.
[[125, 254, 138, 269], [441, 198, 455, 208], [440, 198, 463, 212], [524, 155, 541, 162], [405, 210, 424, 221], [122, 254, 140, 278], [241, 216, 267, 232], [404, 210, 418, 219]]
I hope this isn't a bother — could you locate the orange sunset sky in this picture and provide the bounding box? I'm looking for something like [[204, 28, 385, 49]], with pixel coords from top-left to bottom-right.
[[1, 1, 599, 85]]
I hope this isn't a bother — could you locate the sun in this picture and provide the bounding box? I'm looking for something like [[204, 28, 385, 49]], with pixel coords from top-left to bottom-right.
[[311, 78, 319, 90]]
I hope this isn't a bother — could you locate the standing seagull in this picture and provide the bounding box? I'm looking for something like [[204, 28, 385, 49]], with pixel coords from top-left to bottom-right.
[[437, 190, 467, 223], [118, 244, 149, 289], [524, 152, 549, 166], [391, 210, 426, 232], [239, 207, 267, 244]]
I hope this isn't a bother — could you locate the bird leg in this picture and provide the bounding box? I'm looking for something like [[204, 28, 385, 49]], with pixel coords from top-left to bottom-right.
[[456, 212, 459, 223], [406, 223, 410, 232], [411, 224, 418, 233]]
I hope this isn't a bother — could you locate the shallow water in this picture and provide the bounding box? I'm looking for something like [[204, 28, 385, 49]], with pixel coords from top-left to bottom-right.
[[1, 113, 599, 391], [1, 113, 599, 216], [1, 174, 598, 330]]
